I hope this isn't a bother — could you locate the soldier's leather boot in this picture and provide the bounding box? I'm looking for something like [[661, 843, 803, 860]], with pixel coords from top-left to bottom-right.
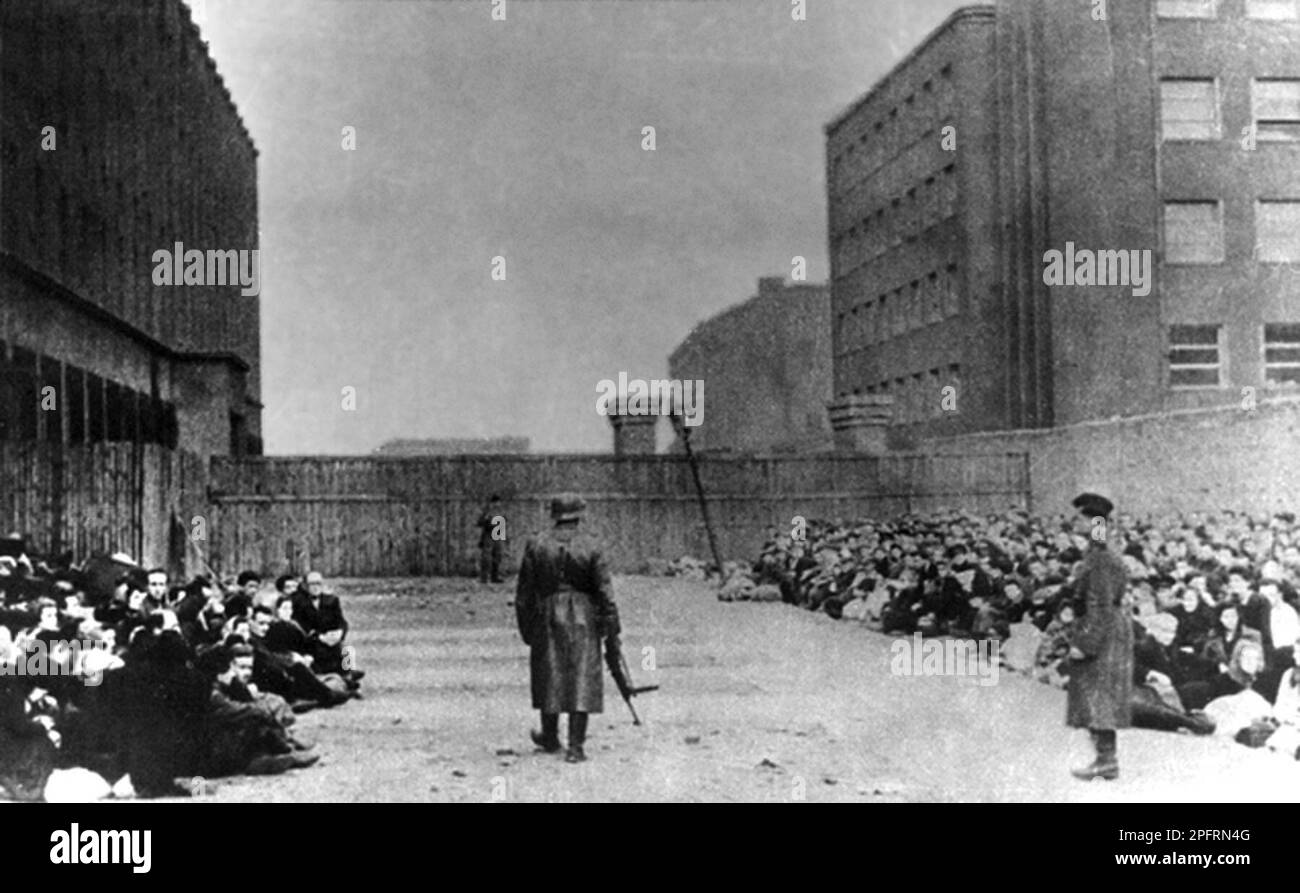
[[565, 712, 588, 763], [532, 713, 561, 753], [1071, 730, 1119, 781]]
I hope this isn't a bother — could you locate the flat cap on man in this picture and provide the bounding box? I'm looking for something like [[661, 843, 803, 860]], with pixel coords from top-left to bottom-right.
[[550, 495, 587, 522], [1072, 492, 1114, 519]]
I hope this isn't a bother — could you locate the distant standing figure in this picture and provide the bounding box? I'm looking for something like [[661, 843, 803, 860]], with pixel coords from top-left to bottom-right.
[[477, 494, 505, 584], [1065, 492, 1134, 781], [514, 495, 620, 763]]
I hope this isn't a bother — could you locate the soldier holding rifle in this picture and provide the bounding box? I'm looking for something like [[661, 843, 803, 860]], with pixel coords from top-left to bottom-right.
[[515, 495, 626, 763]]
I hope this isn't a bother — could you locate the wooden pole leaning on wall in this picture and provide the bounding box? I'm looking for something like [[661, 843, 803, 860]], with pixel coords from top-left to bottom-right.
[[678, 423, 724, 580]]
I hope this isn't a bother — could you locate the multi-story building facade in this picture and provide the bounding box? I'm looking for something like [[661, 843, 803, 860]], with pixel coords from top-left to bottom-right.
[[0, 0, 261, 456], [825, 0, 1300, 442], [825, 6, 996, 441], [668, 276, 832, 454]]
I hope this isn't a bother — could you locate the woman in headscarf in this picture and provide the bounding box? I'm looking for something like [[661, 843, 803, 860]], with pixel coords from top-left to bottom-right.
[[1200, 602, 1247, 675], [1201, 638, 1274, 738], [1129, 613, 1214, 734], [1180, 630, 1263, 710], [1170, 584, 1216, 655]]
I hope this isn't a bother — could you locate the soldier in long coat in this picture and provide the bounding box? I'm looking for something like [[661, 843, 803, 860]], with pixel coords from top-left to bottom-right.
[[515, 495, 620, 763], [1065, 492, 1134, 781]]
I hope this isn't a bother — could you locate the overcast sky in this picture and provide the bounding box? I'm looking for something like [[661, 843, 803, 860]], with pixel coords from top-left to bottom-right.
[[192, 0, 967, 454]]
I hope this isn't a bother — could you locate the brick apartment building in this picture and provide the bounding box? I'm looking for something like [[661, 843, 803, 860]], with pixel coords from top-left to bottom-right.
[[668, 276, 832, 454], [0, 0, 262, 457], [825, 0, 1300, 442]]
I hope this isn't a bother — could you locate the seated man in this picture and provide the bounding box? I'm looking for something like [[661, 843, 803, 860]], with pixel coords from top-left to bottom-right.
[[879, 572, 923, 635], [1129, 614, 1214, 734], [290, 572, 361, 684], [1253, 580, 1298, 703], [936, 559, 988, 635], [200, 643, 318, 778], [225, 571, 262, 620], [119, 579, 154, 646], [214, 628, 302, 732], [249, 604, 350, 710], [274, 574, 301, 601], [219, 615, 252, 645], [984, 578, 1031, 640], [145, 568, 171, 612], [267, 595, 313, 654], [173, 577, 206, 628], [0, 670, 61, 800], [175, 577, 227, 648], [117, 619, 209, 797]]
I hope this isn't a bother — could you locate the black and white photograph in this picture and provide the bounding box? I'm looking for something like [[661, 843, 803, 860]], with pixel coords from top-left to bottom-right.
[[0, 0, 1297, 863]]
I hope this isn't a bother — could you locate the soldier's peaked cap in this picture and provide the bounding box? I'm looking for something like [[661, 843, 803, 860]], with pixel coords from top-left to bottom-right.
[[1072, 492, 1114, 519], [551, 495, 587, 521]]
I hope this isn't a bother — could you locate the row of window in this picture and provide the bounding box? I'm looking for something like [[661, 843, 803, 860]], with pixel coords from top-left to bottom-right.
[[1160, 78, 1300, 141], [1159, 0, 1300, 20], [838, 365, 963, 425], [1169, 323, 1300, 386], [831, 323, 1299, 419], [831, 163, 958, 274], [829, 63, 955, 192], [836, 263, 963, 351], [1165, 199, 1300, 262], [0, 343, 179, 447]]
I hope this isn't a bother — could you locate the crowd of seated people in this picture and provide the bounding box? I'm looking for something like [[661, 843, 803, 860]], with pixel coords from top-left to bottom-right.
[[752, 507, 1300, 755], [0, 534, 363, 799]]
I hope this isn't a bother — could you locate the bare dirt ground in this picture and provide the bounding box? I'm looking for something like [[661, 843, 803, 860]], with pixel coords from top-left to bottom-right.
[[191, 575, 1300, 803]]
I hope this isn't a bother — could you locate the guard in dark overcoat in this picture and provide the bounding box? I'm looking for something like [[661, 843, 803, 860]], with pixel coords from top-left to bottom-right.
[[514, 495, 620, 763], [1065, 492, 1134, 781]]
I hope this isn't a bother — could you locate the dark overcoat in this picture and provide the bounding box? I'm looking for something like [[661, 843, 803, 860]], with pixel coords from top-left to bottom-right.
[[289, 592, 349, 637], [1066, 542, 1134, 730], [515, 527, 619, 714]]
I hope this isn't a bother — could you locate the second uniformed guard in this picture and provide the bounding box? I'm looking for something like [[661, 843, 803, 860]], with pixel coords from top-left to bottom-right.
[[514, 495, 620, 763], [1064, 491, 1134, 781]]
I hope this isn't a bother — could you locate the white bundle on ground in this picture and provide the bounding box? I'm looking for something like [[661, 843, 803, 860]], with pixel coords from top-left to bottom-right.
[[44, 768, 112, 803], [111, 774, 136, 799], [1001, 621, 1043, 673]]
